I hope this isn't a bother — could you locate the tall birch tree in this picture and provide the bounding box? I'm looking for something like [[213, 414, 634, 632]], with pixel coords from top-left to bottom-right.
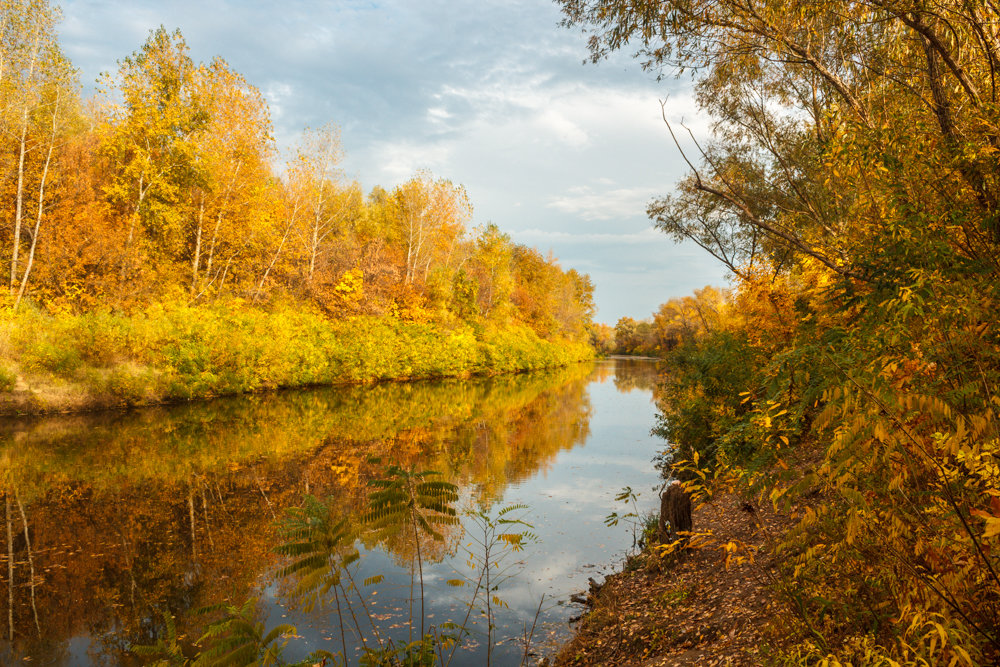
[[0, 0, 64, 293]]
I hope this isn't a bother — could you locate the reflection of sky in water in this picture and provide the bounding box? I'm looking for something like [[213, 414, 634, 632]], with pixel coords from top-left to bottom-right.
[[271, 359, 665, 665]]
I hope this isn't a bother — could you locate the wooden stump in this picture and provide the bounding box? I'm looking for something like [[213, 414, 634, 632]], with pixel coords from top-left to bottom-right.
[[658, 482, 692, 542]]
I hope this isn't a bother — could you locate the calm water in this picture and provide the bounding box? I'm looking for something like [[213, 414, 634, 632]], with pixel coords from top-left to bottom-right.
[[0, 358, 665, 666]]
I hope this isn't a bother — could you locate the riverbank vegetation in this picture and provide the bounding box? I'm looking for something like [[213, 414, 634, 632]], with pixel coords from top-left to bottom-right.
[[0, 303, 592, 412], [0, 2, 595, 413], [560, 0, 1000, 664]]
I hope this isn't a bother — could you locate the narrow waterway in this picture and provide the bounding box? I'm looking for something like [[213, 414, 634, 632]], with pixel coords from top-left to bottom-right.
[[0, 357, 665, 666]]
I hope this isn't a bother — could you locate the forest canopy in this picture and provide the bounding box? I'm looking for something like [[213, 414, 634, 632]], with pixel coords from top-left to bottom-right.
[[0, 7, 595, 343]]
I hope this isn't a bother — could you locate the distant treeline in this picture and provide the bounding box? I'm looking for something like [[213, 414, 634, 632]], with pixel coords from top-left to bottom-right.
[[593, 286, 727, 356]]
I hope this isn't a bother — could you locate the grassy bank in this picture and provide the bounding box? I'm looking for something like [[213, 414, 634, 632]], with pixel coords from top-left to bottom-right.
[[0, 302, 593, 414]]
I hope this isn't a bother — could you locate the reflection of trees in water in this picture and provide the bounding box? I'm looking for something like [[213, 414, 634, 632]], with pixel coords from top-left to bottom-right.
[[0, 469, 296, 666], [611, 358, 661, 394], [588, 360, 615, 385], [0, 362, 597, 663]]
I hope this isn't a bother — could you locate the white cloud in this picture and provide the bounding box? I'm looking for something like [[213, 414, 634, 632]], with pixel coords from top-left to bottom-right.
[[263, 82, 294, 121], [368, 141, 455, 184], [536, 109, 589, 147], [546, 185, 655, 221], [514, 226, 662, 244], [426, 106, 452, 122]]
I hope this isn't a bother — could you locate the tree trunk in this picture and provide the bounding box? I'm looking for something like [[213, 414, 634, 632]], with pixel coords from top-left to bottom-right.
[[205, 208, 223, 281], [307, 178, 329, 285], [309, 220, 318, 284], [15, 88, 61, 311], [120, 174, 147, 281], [658, 482, 692, 542], [188, 487, 198, 562], [8, 28, 43, 292], [13, 489, 39, 636], [6, 494, 14, 642], [191, 196, 204, 291], [10, 109, 30, 291], [254, 201, 298, 303]]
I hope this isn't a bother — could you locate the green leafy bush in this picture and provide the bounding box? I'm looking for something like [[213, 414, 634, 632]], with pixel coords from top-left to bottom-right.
[[0, 302, 594, 410], [0, 366, 16, 392]]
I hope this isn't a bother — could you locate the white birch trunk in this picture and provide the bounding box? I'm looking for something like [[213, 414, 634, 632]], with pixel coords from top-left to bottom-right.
[[15, 87, 61, 310]]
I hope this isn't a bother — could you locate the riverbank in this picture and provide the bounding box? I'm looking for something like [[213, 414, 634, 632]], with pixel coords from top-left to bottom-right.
[[0, 302, 593, 415], [554, 493, 797, 666]]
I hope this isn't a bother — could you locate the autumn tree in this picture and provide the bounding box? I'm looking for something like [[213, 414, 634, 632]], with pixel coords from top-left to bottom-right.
[[187, 57, 280, 299], [468, 223, 513, 320], [0, 0, 74, 300], [391, 171, 471, 287], [186, 57, 277, 297], [559, 0, 1000, 278], [589, 321, 615, 355], [96, 29, 285, 302], [11, 57, 76, 310], [509, 246, 593, 341], [510, 246, 560, 336], [286, 124, 348, 287], [554, 268, 595, 341], [99, 27, 204, 289], [652, 286, 727, 351], [24, 120, 109, 307]]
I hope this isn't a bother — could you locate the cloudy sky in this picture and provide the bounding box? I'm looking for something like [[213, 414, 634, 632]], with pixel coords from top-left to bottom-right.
[[57, 0, 728, 323]]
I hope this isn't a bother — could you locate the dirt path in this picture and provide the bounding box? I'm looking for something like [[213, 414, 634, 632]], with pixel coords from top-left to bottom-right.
[[553, 494, 796, 666]]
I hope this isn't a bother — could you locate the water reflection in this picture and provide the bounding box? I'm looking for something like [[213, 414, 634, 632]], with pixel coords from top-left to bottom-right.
[[614, 359, 661, 393], [0, 359, 665, 665]]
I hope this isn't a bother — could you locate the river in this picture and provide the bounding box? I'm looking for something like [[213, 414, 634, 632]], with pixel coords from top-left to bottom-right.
[[0, 358, 665, 666]]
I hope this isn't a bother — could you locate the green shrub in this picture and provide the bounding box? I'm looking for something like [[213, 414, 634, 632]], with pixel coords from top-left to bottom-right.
[[0, 366, 16, 392], [0, 302, 594, 408]]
